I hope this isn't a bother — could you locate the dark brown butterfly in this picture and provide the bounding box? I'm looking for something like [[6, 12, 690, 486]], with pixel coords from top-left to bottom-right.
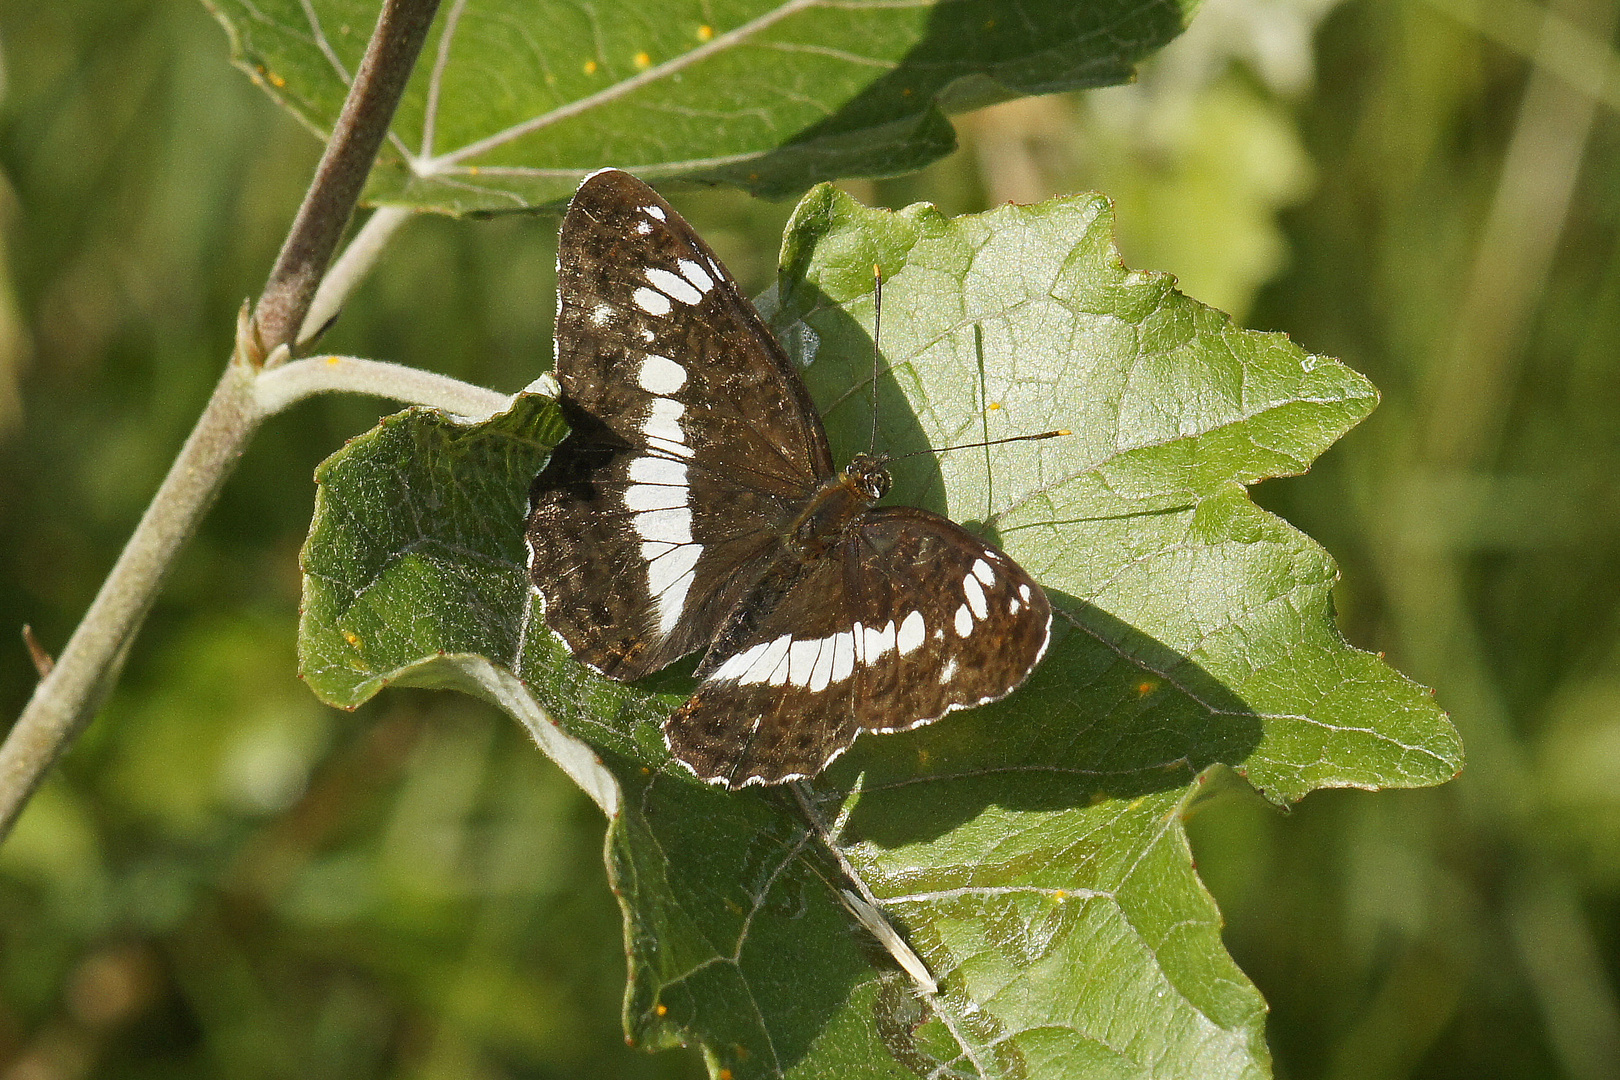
[[527, 170, 1051, 788]]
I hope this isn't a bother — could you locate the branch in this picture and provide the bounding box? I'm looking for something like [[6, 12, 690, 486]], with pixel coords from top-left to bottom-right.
[[0, 0, 444, 843], [253, 0, 443, 359]]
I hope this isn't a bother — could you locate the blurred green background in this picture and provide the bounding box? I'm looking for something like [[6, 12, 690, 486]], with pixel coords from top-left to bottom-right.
[[3, 0, 1619, 1076]]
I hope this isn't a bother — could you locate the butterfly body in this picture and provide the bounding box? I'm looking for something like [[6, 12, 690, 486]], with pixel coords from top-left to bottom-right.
[[527, 169, 1052, 788]]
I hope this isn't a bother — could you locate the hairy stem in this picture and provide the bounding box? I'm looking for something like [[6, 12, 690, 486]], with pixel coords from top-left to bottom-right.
[[254, 0, 442, 358]]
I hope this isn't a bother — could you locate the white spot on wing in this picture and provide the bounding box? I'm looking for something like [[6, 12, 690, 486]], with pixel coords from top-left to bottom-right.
[[643, 397, 686, 446], [677, 258, 714, 293], [723, 629, 863, 690], [831, 632, 855, 684], [1009, 596, 1022, 614], [634, 219, 652, 235], [633, 287, 671, 316], [788, 639, 821, 687], [963, 574, 988, 620], [766, 641, 793, 685], [646, 267, 702, 306], [863, 620, 896, 661], [897, 611, 926, 655], [1019, 583, 1032, 602], [629, 457, 687, 486], [647, 541, 699, 603], [633, 507, 692, 545], [808, 639, 836, 692], [713, 639, 768, 682], [939, 657, 958, 684], [624, 484, 685, 511], [656, 566, 696, 636], [590, 303, 615, 326], [637, 353, 686, 394], [647, 436, 693, 459], [743, 635, 793, 685], [643, 204, 666, 221], [954, 604, 973, 638], [971, 558, 996, 587]]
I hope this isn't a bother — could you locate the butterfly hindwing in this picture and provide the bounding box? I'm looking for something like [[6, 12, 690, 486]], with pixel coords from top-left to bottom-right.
[[666, 508, 1052, 787]]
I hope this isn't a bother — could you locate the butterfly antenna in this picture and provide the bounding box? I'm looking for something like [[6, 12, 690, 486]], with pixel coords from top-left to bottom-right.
[[888, 429, 1071, 461], [869, 264, 882, 456]]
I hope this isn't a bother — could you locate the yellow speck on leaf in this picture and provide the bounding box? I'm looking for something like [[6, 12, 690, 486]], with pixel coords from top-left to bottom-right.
[[1052, 889, 1068, 901], [343, 631, 361, 647], [655, 1003, 668, 1016], [268, 71, 286, 88], [634, 51, 651, 69], [583, 59, 598, 75], [1137, 679, 1157, 696], [988, 401, 1002, 411], [698, 24, 714, 41], [466, 166, 480, 176], [719, 1071, 734, 1080]]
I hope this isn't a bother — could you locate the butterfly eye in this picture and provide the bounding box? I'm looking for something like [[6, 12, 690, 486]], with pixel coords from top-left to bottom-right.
[[859, 471, 889, 500], [844, 453, 891, 500]]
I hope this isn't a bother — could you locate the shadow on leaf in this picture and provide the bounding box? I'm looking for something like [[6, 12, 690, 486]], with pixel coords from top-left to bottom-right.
[[825, 591, 1264, 848]]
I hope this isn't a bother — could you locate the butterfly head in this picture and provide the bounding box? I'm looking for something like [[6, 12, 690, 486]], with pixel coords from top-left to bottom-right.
[[843, 452, 892, 501]]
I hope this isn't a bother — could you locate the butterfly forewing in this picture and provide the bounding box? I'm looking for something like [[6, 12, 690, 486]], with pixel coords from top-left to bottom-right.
[[528, 170, 832, 679], [667, 509, 1052, 787], [549, 169, 830, 487]]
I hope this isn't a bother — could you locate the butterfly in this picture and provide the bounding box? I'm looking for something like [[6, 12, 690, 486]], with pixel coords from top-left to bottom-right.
[[526, 169, 1053, 788]]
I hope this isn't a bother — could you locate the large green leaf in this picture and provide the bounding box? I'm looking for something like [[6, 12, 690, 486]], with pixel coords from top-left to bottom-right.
[[204, 0, 1197, 213], [299, 186, 1461, 1078]]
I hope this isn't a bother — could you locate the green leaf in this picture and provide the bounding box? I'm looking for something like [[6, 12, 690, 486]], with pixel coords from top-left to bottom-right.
[[299, 186, 1461, 1078], [203, 0, 1198, 213]]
